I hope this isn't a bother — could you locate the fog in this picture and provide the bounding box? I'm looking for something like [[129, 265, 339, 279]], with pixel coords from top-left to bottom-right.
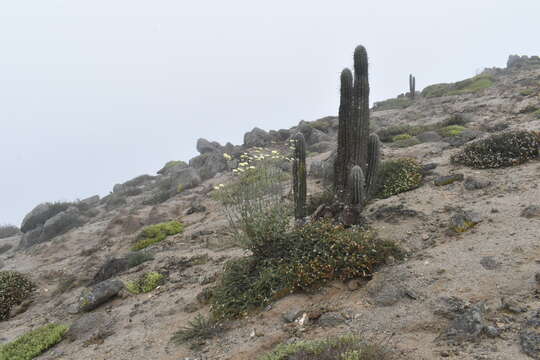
[[1, 0, 538, 225]]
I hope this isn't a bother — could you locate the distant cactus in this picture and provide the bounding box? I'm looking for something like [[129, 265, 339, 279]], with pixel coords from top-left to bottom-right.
[[409, 74, 416, 99], [349, 166, 366, 206], [334, 45, 380, 210], [292, 133, 307, 219]]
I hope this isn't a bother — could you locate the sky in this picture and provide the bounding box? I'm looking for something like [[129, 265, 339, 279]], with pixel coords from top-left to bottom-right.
[[1, 0, 539, 226]]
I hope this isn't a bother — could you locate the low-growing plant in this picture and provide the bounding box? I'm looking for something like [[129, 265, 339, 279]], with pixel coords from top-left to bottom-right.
[[438, 125, 466, 137], [210, 221, 400, 320], [171, 314, 223, 348], [392, 134, 412, 142], [125, 271, 164, 294], [0, 225, 19, 239], [0, 271, 35, 321], [375, 158, 424, 199], [0, 323, 68, 360], [258, 334, 393, 360], [131, 221, 183, 251], [451, 131, 539, 168], [422, 74, 494, 98], [391, 137, 421, 148]]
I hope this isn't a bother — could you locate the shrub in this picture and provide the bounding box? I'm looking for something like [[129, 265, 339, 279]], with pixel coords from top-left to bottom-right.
[[131, 221, 183, 251], [373, 97, 413, 111], [171, 314, 222, 348], [392, 134, 412, 142], [438, 125, 466, 137], [0, 225, 19, 239], [375, 158, 423, 199], [258, 335, 393, 360], [0, 271, 35, 321], [0, 323, 68, 360], [211, 222, 400, 320], [125, 271, 164, 294], [391, 137, 421, 148], [126, 251, 154, 268], [422, 74, 494, 98], [21, 202, 71, 233], [451, 131, 539, 169]]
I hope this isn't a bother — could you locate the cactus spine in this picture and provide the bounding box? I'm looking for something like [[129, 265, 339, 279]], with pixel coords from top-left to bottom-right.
[[334, 45, 380, 210], [409, 74, 416, 99], [292, 132, 307, 219]]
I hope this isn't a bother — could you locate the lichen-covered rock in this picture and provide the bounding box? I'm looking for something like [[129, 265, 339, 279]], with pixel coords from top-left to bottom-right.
[[434, 174, 464, 186], [77, 279, 124, 312], [450, 211, 482, 233], [439, 303, 488, 343]]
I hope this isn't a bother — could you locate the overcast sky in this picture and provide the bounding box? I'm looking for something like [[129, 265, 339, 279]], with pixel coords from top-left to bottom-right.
[[1, 0, 539, 226]]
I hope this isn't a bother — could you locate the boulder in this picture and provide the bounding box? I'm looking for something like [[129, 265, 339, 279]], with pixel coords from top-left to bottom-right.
[[40, 207, 83, 243], [77, 279, 124, 312], [20, 203, 64, 233], [169, 167, 202, 191], [19, 226, 43, 248], [65, 312, 116, 343], [157, 160, 188, 176], [243, 127, 271, 148], [434, 174, 464, 186], [189, 153, 227, 180], [308, 141, 333, 154], [196, 138, 221, 154], [92, 257, 130, 285], [439, 303, 488, 343]]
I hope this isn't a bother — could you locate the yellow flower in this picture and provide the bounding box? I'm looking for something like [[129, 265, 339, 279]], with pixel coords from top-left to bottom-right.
[[223, 153, 232, 161]]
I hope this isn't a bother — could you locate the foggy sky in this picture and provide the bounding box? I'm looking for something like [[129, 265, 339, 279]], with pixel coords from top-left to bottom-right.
[[1, 0, 539, 225]]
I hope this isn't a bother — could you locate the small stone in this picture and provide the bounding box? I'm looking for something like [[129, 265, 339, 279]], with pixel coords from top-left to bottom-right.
[[464, 177, 491, 191], [521, 205, 540, 219], [434, 174, 464, 186], [480, 256, 500, 270], [485, 326, 500, 338], [282, 309, 304, 323]]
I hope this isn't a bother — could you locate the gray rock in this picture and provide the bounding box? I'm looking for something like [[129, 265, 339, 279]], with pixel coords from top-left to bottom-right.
[[464, 177, 491, 191], [521, 205, 540, 219], [450, 211, 482, 232], [480, 256, 500, 270], [157, 160, 188, 176], [439, 303, 487, 343], [196, 138, 221, 154], [81, 195, 100, 207], [168, 167, 202, 191], [520, 310, 540, 359], [65, 312, 116, 343], [77, 279, 124, 312], [40, 207, 83, 243], [282, 309, 305, 323], [19, 226, 44, 248], [308, 141, 333, 153], [445, 130, 481, 147], [318, 312, 346, 327], [92, 257, 130, 285], [189, 153, 227, 180], [433, 296, 469, 319], [366, 272, 407, 306], [21, 203, 55, 233], [308, 129, 332, 145], [417, 131, 442, 143], [244, 127, 271, 148], [434, 174, 464, 186]]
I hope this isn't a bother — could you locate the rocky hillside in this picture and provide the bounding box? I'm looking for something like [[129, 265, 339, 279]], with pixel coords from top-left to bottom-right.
[[1, 54, 540, 360]]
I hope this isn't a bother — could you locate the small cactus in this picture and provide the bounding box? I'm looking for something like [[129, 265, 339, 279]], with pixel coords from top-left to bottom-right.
[[292, 133, 307, 219], [349, 165, 366, 206], [409, 74, 416, 99]]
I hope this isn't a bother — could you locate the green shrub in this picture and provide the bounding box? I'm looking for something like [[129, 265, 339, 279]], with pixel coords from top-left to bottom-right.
[[0, 271, 35, 321], [373, 97, 413, 111], [376, 125, 413, 143], [131, 221, 183, 251], [438, 125, 466, 137], [392, 134, 412, 142], [391, 137, 421, 148], [171, 314, 222, 348], [422, 74, 494, 98], [125, 271, 164, 294], [126, 251, 154, 268], [211, 222, 400, 320], [258, 335, 392, 360], [0, 225, 19, 239], [375, 158, 424, 199], [0, 323, 68, 360], [20, 202, 71, 233], [451, 131, 539, 169]]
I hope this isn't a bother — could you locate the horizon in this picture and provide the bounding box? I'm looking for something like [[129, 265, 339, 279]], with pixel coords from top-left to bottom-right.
[[2, 0, 539, 226]]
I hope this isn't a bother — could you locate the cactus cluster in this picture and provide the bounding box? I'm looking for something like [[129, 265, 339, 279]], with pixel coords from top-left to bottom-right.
[[409, 74, 416, 99], [292, 132, 307, 219], [334, 45, 381, 209]]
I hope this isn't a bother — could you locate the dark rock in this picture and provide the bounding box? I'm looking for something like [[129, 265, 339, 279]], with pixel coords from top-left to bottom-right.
[[417, 131, 442, 143], [196, 138, 221, 154], [189, 153, 227, 180], [370, 205, 420, 224], [307, 128, 332, 145], [169, 167, 202, 191], [40, 207, 83, 242], [92, 258, 130, 285], [434, 174, 464, 186], [434, 296, 469, 319], [318, 312, 346, 327], [21, 203, 60, 233], [521, 205, 540, 219], [480, 256, 500, 270], [464, 177, 491, 191], [520, 310, 540, 359], [185, 200, 207, 215], [445, 129, 481, 147], [19, 226, 44, 249], [243, 127, 271, 148], [439, 303, 487, 343], [421, 163, 438, 175], [308, 141, 333, 154], [77, 279, 124, 312]]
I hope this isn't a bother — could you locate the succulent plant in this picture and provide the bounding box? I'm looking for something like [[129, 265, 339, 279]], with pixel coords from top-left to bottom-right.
[[292, 132, 307, 219]]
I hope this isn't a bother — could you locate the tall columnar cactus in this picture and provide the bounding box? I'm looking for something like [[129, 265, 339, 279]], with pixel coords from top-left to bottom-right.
[[409, 74, 416, 99], [334, 45, 381, 210], [292, 132, 307, 219]]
